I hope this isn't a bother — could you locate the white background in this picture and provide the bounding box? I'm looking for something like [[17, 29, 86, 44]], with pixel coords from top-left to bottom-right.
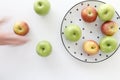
[[0, 0, 120, 80]]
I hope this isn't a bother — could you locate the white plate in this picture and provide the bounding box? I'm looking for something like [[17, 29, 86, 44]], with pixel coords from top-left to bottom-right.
[[60, 0, 120, 63]]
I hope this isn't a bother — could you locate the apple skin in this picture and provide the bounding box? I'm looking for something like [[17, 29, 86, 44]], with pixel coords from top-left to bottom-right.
[[34, 0, 50, 16], [13, 21, 29, 36], [81, 6, 98, 23], [100, 36, 117, 53], [101, 21, 118, 36], [36, 41, 52, 57], [64, 24, 82, 42], [98, 4, 115, 21], [83, 40, 99, 55]]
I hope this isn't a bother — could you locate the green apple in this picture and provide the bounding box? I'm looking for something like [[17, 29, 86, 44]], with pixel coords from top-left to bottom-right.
[[34, 0, 50, 16], [36, 41, 52, 57], [64, 24, 82, 42], [13, 21, 29, 36], [100, 36, 117, 53], [98, 4, 115, 21], [83, 40, 99, 55]]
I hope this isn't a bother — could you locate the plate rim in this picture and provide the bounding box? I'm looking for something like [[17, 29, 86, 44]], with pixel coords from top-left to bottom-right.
[[60, 0, 120, 63]]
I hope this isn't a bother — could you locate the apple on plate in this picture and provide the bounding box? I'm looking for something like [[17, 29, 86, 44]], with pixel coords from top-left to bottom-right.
[[83, 40, 99, 55], [98, 4, 115, 21], [13, 21, 29, 36], [36, 40, 52, 57], [34, 0, 50, 16], [100, 36, 117, 53], [101, 21, 118, 36], [81, 6, 98, 23], [64, 24, 82, 42]]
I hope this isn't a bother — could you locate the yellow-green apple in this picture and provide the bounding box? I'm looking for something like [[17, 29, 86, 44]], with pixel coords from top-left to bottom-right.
[[81, 6, 98, 23], [83, 40, 99, 55], [98, 4, 115, 21], [64, 24, 82, 42], [101, 21, 118, 36], [100, 36, 117, 53], [34, 0, 50, 16], [36, 41, 52, 57], [13, 21, 29, 36]]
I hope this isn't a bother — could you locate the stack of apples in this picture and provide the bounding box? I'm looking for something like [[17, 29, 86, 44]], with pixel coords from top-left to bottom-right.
[[64, 4, 118, 56]]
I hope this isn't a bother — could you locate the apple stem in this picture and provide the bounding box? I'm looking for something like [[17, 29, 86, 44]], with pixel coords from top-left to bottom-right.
[[38, 2, 42, 6], [107, 44, 110, 46], [18, 26, 22, 30], [42, 48, 45, 51], [73, 32, 76, 35]]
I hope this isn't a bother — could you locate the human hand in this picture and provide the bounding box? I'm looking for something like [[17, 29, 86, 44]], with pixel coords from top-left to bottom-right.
[[0, 17, 29, 45], [0, 17, 11, 24], [0, 32, 29, 45]]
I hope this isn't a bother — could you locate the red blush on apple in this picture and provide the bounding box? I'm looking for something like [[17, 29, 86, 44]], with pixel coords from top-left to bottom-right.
[[81, 6, 98, 23], [101, 21, 118, 36]]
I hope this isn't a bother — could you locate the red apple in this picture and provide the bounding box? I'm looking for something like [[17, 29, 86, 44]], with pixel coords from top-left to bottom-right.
[[13, 21, 29, 36], [101, 21, 118, 36], [83, 40, 99, 55], [81, 6, 97, 23]]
